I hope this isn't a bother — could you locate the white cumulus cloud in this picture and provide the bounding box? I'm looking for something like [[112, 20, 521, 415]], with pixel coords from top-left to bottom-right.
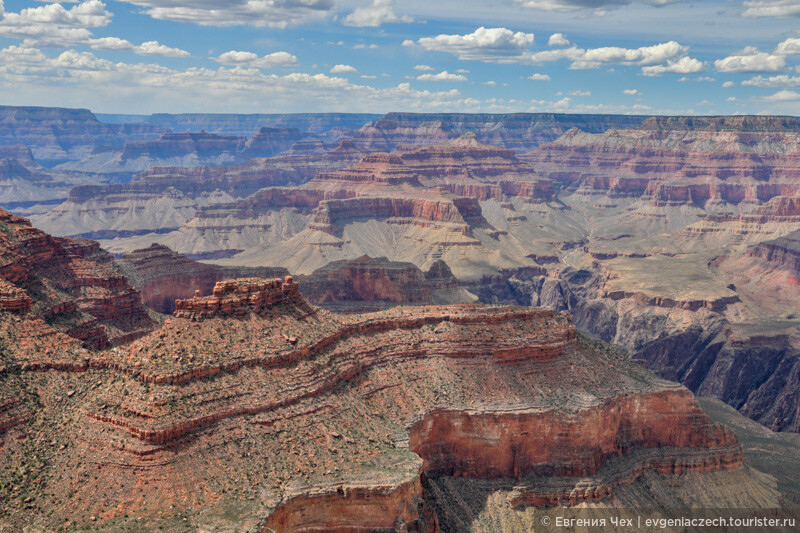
[[641, 56, 703, 76], [714, 47, 786, 73], [548, 33, 570, 47], [215, 50, 298, 68], [342, 0, 413, 27], [528, 73, 550, 80], [623, 88, 639, 95], [137, 40, 190, 57], [330, 64, 357, 73], [410, 26, 535, 63], [775, 37, 800, 55], [416, 70, 467, 81]]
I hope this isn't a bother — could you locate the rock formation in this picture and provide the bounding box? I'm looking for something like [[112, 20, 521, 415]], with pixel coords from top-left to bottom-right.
[[117, 244, 472, 314], [90, 136, 560, 277], [343, 112, 650, 152], [32, 140, 370, 240], [0, 208, 155, 348], [116, 243, 289, 313], [0, 105, 165, 165], [296, 255, 475, 311], [0, 262, 752, 530]]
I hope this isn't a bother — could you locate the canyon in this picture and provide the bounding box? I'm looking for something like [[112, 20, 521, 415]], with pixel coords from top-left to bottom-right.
[[2, 106, 800, 529], [0, 216, 771, 528]]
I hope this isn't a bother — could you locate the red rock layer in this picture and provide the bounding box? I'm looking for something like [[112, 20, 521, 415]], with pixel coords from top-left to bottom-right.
[[263, 474, 434, 533], [523, 116, 800, 207], [409, 389, 741, 480], [174, 276, 301, 320], [311, 197, 482, 235], [0, 274, 744, 530], [0, 208, 155, 348], [116, 243, 289, 313], [297, 255, 435, 306]]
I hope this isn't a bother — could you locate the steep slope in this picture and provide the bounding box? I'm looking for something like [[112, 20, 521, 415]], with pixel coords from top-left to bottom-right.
[[0, 106, 165, 165], [99, 136, 567, 278], [0, 208, 156, 348], [0, 269, 755, 531]]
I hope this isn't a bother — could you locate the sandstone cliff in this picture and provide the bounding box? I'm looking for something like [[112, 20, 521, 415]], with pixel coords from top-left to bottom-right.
[[0, 208, 155, 348], [0, 271, 748, 530], [117, 243, 289, 314]]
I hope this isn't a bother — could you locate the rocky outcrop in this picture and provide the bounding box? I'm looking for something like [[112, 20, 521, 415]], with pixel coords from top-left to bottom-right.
[[746, 229, 800, 274], [295, 255, 470, 313], [410, 388, 740, 480], [0, 208, 155, 348], [0, 105, 165, 165], [312, 197, 483, 235], [116, 243, 289, 313], [0, 281, 747, 530], [174, 276, 301, 320]]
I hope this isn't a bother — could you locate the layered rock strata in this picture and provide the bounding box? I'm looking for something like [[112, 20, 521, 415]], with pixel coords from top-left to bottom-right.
[[0, 274, 744, 530], [117, 243, 288, 313], [0, 208, 155, 348], [0, 105, 165, 165], [101, 136, 559, 276], [344, 112, 649, 152]]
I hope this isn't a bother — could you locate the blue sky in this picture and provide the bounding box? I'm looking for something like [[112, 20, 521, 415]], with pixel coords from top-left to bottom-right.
[[1, 0, 800, 115]]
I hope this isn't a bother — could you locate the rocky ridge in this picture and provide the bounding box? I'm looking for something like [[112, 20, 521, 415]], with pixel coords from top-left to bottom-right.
[[0, 267, 749, 531], [344, 112, 650, 152], [0, 106, 165, 165], [0, 208, 155, 349], [97, 136, 561, 277]]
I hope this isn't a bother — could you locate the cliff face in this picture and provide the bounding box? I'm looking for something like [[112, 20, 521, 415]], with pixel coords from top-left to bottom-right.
[[116, 243, 288, 313], [0, 208, 155, 348], [0, 269, 747, 530], [296, 255, 472, 312], [0, 106, 165, 165], [344, 112, 650, 152], [118, 244, 468, 315], [94, 136, 558, 277], [523, 116, 800, 204], [33, 140, 370, 240]]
